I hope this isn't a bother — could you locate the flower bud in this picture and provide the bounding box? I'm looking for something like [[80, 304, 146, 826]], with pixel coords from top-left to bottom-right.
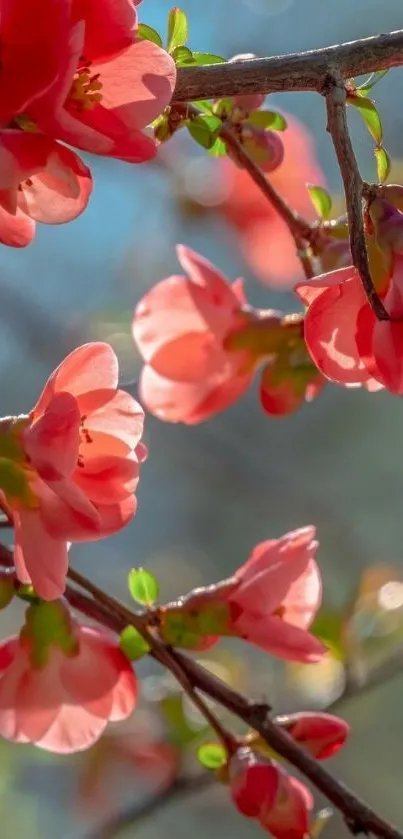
[[277, 712, 349, 759], [369, 197, 403, 255]]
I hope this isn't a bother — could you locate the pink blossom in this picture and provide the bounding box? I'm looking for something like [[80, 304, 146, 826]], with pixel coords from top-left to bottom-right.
[[230, 749, 313, 839], [0, 602, 137, 753], [8, 342, 146, 600], [133, 245, 258, 423], [160, 527, 324, 663]]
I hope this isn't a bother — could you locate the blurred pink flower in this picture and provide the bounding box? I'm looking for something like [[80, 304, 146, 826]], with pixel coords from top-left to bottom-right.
[[217, 113, 326, 287], [0, 603, 137, 753]]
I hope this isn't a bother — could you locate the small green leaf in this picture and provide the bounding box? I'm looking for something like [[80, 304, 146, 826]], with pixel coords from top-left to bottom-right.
[[128, 568, 159, 606], [347, 95, 383, 144], [306, 184, 332, 220], [120, 625, 150, 660], [167, 7, 188, 53], [207, 137, 227, 157], [248, 110, 287, 131], [187, 114, 222, 150], [355, 69, 389, 96], [172, 45, 193, 66], [198, 742, 227, 770], [188, 52, 226, 66], [374, 146, 391, 184], [194, 100, 214, 114], [137, 23, 163, 48]]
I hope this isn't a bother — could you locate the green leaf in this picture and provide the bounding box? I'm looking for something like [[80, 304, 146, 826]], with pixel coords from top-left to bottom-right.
[[187, 114, 222, 150], [120, 625, 150, 660], [194, 100, 214, 114], [310, 610, 345, 660], [374, 146, 391, 184], [172, 45, 193, 66], [248, 110, 287, 131], [306, 184, 332, 220], [188, 52, 226, 66], [347, 95, 383, 144], [167, 7, 188, 53], [355, 69, 389, 96], [128, 568, 159, 606], [207, 137, 227, 157], [198, 742, 227, 770], [137, 23, 163, 48]]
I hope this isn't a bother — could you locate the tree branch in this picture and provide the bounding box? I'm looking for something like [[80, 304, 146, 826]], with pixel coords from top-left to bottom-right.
[[174, 30, 403, 102], [324, 72, 389, 320]]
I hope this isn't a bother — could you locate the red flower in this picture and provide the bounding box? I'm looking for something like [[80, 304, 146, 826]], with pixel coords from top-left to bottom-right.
[[0, 601, 137, 753], [230, 749, 313, 839], [1, 342, 146, 601], [0, 130, 92, 247], [277, 712, 349, 759], [13, 0, 177, 163]]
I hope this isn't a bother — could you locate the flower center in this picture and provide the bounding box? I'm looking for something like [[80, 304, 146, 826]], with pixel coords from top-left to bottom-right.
[[68, 63, 103, 112]]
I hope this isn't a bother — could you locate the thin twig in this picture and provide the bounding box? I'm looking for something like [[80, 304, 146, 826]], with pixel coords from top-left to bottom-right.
[[172, 102, 317, 279], [324, 72, 388, 320], [173, 30, 403, 102]]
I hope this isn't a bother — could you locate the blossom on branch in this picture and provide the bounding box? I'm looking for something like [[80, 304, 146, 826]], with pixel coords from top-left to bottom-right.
[[0, 342, 146, 600], [0, 600, 137, 753], [160, 526, 325, 663], [10, 0, 177, 163], [132, 246, 324, 423], [230, 748, 313, 839], [295, 198, 403, 393]]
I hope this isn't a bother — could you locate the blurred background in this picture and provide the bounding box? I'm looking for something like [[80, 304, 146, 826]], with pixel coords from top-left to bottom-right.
[[2, 0, 403, 836]]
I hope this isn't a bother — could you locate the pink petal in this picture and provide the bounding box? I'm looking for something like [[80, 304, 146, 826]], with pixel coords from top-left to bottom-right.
[[0, 646, 28, 741], [91, 38, 176, 130], [0, 203, 35, 247], [177, 245, 240, 309], [372, 320, 403, 394], [0, 0, 71, 122], [35, 703, 108, 754], [76, 0, 137, 61], [303, 281, 372, 384], [34, 343, 119, 415], [76, 388, 144, 449], [15, 658, 61, 740], [295, 266, 357, 306], [19, 142, 92, 224], [74, 453, 139, 504], [239, 615, 325, 662], [23, 392, 80, 481], [16, 509, 69, 600], [109, 659, 138, 721], [282, 558, 322, 628]]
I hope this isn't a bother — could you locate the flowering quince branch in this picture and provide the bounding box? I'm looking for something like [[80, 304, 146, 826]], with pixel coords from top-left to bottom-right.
[[57, 566, 403, 839], [323, 73, 389, 320], [173, 30, 403, 101]]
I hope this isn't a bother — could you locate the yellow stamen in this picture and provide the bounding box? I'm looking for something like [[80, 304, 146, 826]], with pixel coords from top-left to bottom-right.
[[69, 66, 103, 112]]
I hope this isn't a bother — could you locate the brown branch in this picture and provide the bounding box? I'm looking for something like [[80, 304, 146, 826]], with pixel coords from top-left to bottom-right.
[[174, 30, 403, 102], [324, 72, 388, 320], [60, 564, 403, 839]]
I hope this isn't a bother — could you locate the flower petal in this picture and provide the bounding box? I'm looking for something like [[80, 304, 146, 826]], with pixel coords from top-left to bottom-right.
[[34, 343, 119, 415]]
